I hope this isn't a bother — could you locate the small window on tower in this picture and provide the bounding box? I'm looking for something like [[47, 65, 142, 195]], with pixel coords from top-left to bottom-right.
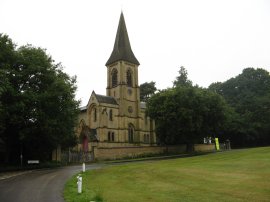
[[112, 69, 118, 87], [109, 109, 113, 121], [128, 124, 134, 143], [126, 70, 132, 87]]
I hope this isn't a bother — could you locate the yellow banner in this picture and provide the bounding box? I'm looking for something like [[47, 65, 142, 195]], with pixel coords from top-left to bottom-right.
[[215, 138, 220, 150]]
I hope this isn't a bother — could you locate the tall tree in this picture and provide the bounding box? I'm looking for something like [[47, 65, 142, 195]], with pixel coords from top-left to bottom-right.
[[209, 68, 270, 147], [147, 86, 230, 146], [173, 66, 192, 87], [0, 34, 80, 163], [140, 81, 157, 102], [0, 34, 17, 162]]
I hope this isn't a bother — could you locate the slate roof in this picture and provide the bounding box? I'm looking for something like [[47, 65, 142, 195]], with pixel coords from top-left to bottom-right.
[[106, 12, 140, 66], [95, 94, 118, 105], [80, 106, 87, 112]]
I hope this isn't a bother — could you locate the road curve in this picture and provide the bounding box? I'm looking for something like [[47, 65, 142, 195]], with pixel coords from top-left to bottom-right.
[[0, 164, 104, 202]]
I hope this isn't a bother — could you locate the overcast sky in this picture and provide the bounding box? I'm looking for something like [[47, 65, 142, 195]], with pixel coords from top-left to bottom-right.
[[1, 0, 270, 106]]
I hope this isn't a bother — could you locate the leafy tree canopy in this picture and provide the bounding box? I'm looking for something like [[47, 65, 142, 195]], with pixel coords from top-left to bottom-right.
[[147, 86, 230, 146], [140, 81, 157, 102], [0, 34, 80, 163], [147, 66, 230, 146], [173, 66, 192, 87], [209, 67, 270, 147]]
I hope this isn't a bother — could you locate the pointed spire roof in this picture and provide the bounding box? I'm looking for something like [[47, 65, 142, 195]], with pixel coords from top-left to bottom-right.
[[106, 12, 140, 66]]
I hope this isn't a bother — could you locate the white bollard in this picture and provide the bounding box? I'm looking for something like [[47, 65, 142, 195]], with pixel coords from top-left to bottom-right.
[[77, 176, 82, 193], [82, 162, 85, 172]]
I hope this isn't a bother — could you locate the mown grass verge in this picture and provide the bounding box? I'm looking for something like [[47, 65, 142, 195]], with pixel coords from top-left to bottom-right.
[[64, 147, 270, 202]]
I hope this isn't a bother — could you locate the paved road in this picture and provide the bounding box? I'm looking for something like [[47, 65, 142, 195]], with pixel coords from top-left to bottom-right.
[[0, 155, 190, 202], [0, 164, 104, 202]]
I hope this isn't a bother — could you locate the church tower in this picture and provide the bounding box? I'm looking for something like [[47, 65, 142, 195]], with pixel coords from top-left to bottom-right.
[[76, 12, 156, 155], [105, 12, 142, 142]]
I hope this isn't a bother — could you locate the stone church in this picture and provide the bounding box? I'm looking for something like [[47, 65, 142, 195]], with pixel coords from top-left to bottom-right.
[[76, 12, 156, 153]]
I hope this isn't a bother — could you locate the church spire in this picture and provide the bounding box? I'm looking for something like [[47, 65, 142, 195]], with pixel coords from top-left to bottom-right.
[[106, 12, 140, 66]]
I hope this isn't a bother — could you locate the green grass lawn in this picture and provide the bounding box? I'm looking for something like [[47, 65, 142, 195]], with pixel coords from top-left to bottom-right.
[[64, 147, 270, 202]]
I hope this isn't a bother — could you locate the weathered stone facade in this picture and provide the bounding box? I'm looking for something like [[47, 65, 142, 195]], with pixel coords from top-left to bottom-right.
[[75, 12, 156, 154]]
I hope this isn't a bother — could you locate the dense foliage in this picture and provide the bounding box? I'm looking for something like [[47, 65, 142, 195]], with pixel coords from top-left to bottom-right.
[[209, 68, 270, 147], [147, 86, 230, 146], [0, 34, 80, 164], [147, 67, 231, 147], [140, 81, 157, 102], [147, 66, 270, 148], [173, 66, 192, 87]]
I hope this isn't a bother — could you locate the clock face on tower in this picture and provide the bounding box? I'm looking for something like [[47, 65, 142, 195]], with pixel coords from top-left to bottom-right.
[[127, 88, 132, 95]]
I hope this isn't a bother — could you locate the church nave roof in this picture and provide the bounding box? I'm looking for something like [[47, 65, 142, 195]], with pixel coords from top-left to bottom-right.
[[95, 94, 118, 105]]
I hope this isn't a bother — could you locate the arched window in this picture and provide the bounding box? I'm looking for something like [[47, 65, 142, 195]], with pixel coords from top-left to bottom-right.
[[112, 69, 118, 87], [93, 107, 97, 122], [126, 70, 132, 87], [109, 109, 113, 121], [128, 124, 134, 143], [108, 131, 115, 142]]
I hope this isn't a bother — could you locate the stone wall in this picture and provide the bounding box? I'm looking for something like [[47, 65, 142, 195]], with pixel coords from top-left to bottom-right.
[[93, 145, 187, 160], [63, 143, 216, 161], [194, 144, 215, 152]]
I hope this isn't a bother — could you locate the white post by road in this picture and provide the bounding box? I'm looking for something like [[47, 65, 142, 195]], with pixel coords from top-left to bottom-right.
[[82, 162, 85, 172], [77, 176, 82, 193]]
